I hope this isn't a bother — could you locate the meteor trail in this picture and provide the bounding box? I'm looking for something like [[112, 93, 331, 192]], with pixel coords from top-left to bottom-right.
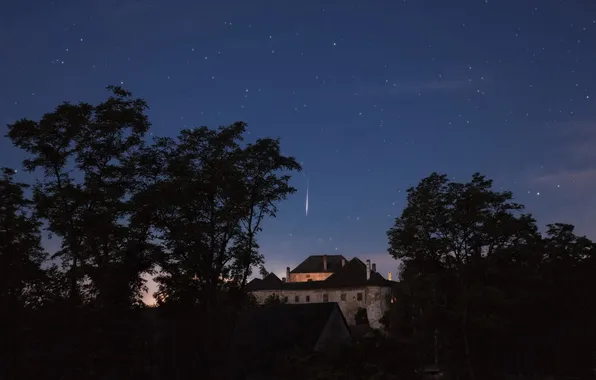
[[305, 179, 309, 216]]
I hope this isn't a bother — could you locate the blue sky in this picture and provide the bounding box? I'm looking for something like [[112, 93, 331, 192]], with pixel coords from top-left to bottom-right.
[[2, 0, 596, 303]]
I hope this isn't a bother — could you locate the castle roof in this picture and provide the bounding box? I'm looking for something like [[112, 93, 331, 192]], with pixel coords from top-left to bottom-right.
[[228, 302, 351, 376], [290, 254, 347, 273], [246, 257, 394, 291]]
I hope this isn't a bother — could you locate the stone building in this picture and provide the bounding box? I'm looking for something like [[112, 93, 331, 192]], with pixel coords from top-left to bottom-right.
[[246, 255, 395, 329]]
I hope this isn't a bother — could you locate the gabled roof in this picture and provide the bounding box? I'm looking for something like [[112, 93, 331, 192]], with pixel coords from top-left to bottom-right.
[[246, 258, 394, 291], [252, 273, 283, 290], [325, 258, 390, 287], [228, 303, 351, 376], [291, 254, 347, 273], [232, 302, 346, 352]]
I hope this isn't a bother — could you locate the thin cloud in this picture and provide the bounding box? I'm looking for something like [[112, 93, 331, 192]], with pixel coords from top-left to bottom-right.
[[532, 168, 596, 191], [541, 120, 596, 162], [562, 121, 596, 163], [545, 120, 596, 137], [570, 140, 596, 162], [527, 120, 596, 191]]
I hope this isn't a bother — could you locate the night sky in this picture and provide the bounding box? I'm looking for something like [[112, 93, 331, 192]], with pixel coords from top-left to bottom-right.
[[2, 0, 596, 303]]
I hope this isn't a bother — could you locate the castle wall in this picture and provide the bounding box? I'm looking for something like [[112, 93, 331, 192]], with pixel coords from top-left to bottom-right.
[[364, 286, 392, 329], [251, 286, 392, 329]]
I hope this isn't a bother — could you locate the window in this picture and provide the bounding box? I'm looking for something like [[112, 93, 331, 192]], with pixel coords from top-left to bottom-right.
[[357, 292, 363, 301], [295, 295, 300, 302], [306, 295, 310, 302], [284, 296, 289, 303], [323, 294, 329, 302], [305, 274, 311, 278], [341, 293, 346, 301]]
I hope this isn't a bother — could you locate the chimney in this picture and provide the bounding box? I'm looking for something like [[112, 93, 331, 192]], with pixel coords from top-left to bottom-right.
[[341, 257, 346, 267], [372, 263, 376, 272], [262, 271, 267, 280], [366, 259, 371, 281], [286, 267, 291, 283], [282, 277, 286, 283], [323, 255, 327, 272], [388, 272, 392, 281]]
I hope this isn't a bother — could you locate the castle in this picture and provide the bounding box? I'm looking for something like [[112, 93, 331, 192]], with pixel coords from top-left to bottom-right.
[[245, 255, 395, 329]]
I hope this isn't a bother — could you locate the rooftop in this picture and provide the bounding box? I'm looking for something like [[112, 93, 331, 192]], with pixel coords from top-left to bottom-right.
[[228, 302, 351, 376], [246, 257, 394, 291], [290, 254, 347, 274]]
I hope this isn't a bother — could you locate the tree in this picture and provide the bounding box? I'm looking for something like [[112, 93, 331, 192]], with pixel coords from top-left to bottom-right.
[[354, 307, 369, 325], [6, 86, 159, 379], [263, 293, 286, 305], [258, 265, 269, 279], [538, 223, 596, 376], [230, 137, 302, 289], [7, 85, 156, 309], [0, 168, 47, 379], [3, 87, 302, 379], [387, 173, 541, 379], [150, 122, 301, 308]]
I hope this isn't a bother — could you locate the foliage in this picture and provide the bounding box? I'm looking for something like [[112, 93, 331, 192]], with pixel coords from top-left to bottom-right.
[[385, 172, 596, 380], [355, 307, 369, 325], [1, 87, 300, 379], [7, 86, 156, 307], [3, 86, 595, 379], [263, 293, 286, 305], [145, 122, 301, 308], [0, 167, 48, 379]]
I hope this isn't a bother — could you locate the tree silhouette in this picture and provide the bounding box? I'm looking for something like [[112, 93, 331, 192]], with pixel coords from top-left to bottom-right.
[[148, 122, 301, 309], [263, 293, 286, 305], [8, 85, 596, 379], [385, 172, 596, 379], [0, 168, 48, 379], [7, 86, 155, 309], [6, 87, 161, 379]]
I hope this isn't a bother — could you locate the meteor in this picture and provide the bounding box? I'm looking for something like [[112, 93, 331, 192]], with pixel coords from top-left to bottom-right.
[[305, 179, 309, 216]]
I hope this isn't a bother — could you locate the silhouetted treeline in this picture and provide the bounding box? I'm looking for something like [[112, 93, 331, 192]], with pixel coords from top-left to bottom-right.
[[1, 87, 594, 380], [0, 86, 301, 380], [382, 173, 596, 380]]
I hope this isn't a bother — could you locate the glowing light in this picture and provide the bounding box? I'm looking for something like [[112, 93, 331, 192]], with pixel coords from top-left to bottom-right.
[[305, 179, 309, 216]]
